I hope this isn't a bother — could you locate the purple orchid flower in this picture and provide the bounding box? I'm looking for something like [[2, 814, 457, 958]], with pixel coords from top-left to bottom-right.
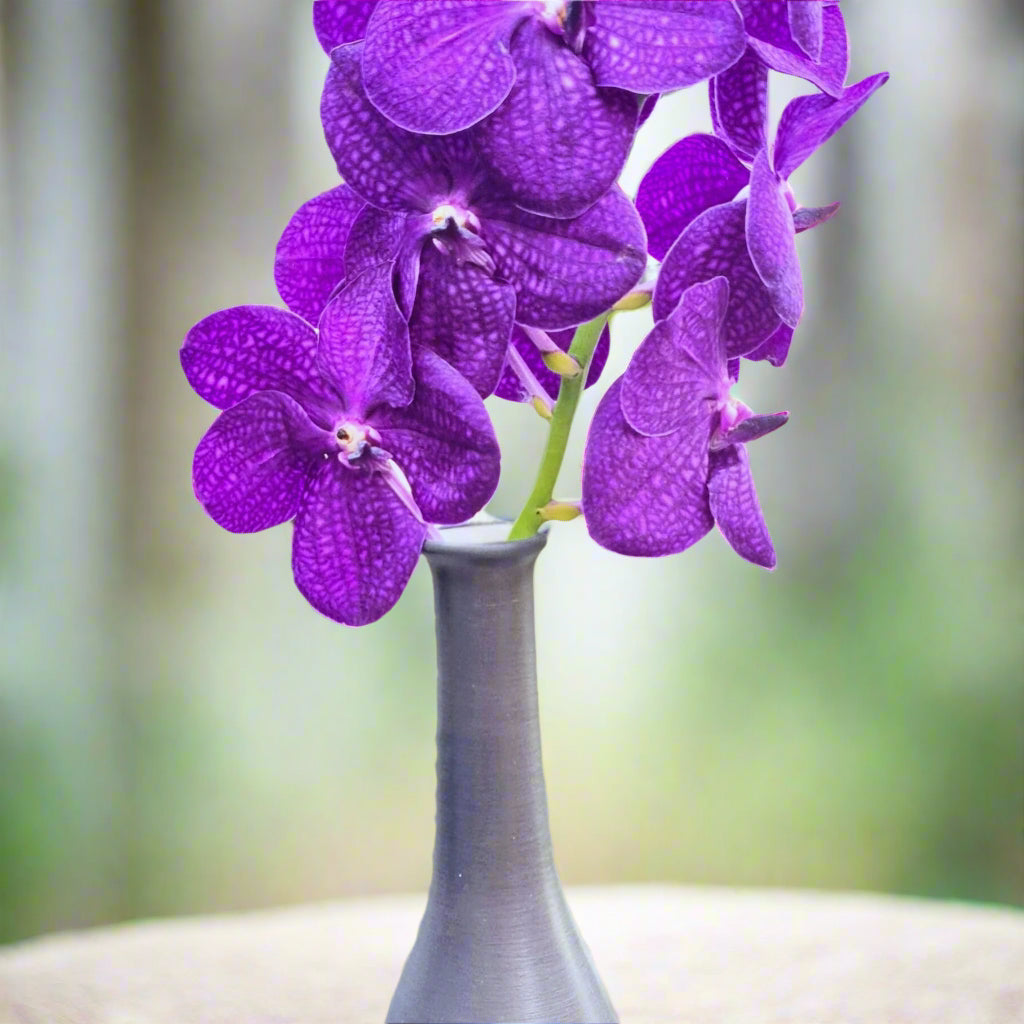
[[181, 264, 500, 626], [494, 322, 611, 410], [582, 276, 786, 567], [706, 3, 848, 193], [275, 40, 645, 399], [354, 0, 745, 218], [638, 71, 887, 365], [708, 3, 849, 169]]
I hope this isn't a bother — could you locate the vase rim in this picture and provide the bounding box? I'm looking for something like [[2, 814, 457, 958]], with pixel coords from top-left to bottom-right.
[[423, 517, 548, 560]]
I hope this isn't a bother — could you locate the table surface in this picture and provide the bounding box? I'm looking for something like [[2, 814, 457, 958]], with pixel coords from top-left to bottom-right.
[[1, 885, 1023, 1024]]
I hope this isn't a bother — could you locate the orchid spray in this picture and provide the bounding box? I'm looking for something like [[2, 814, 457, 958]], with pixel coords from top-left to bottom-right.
[[182, 0, 888, 626]]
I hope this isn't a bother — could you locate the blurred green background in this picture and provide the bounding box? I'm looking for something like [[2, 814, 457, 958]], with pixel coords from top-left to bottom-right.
[[1, 1, 1021, 945]]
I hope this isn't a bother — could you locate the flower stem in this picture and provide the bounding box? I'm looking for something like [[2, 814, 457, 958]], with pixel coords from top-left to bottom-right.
[[507, 314, 608, 541]]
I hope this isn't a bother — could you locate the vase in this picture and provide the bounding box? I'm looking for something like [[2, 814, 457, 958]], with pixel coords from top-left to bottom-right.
[[386, 520, 617, 1024]]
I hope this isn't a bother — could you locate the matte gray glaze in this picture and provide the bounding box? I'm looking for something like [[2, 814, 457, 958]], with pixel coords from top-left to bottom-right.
[[386, 522, 617, 1024]]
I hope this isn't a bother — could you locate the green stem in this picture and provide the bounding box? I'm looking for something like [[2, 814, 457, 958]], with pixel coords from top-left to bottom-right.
[[507, 314, 609, 541]]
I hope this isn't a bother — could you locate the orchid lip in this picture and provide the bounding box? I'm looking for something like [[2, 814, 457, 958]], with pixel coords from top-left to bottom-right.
[[428, 202, 496, 273]]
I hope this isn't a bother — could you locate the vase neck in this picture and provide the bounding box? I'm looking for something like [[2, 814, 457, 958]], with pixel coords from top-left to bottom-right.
[[389, 527, 617, 1022], [424, 531, 555, 892]]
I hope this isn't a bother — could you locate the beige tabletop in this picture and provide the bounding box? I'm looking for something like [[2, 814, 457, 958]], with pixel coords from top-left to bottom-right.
[[1, 885, 1022, 1024]]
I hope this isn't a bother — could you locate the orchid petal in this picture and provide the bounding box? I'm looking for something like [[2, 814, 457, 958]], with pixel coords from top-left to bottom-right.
[[788, 0, 823, 61], [582, 379, 714, 557], [621, 277, 728, 437], [635, 133, 749, 261], [342, 206, 406, 276], [373, 347, 500, 524], [494, 323, 611, 402], [361, 0, 527, 134], [193, 391, 326, 533], [747, 4, 848, 98], [181, 306, 336, 421], [747, 148, 802, 328], [342, 206, 425, 318], [736, 1, 801, 54], [654, 200, 780, 358], [774, 72, 890, 180], [321, 42, 475, 212], [745, 323, 793, 367], [313, 0, 378, 53], [316, 264, 413, 415], [707, 444, 776, 568], [475, 19, 637, 219], [393, 235, 427, 321], [585, 0, 745, 93], [709, 48, 768, 164], [709, 80, 722, 136], [638, 94, 659, 127], [274, 185, 365, 325], [409, 244, 515, 397], [292, 461, 427, 626], [481, 186, 646, 329]]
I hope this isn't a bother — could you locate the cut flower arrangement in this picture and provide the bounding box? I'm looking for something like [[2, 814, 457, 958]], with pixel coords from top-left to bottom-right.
[[181, 2, 887, 1020]]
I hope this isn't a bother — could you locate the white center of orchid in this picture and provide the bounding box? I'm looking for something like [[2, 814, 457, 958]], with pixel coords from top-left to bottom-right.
[[335, 421, 373, 464], [431, 203, 461, 227], [538, 0, 567, 29], [430, 201, 479, 233]]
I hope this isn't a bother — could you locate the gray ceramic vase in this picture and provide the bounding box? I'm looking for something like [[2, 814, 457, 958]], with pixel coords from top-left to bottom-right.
[[386, 521, 617, 1024]]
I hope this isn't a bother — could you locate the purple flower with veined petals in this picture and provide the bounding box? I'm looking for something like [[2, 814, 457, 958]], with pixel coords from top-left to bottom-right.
[[709, 2, 850, 166], [640, 71, 888, 363], [494, 323, 611, 406], [274, 40, 645, 398], [175, 0, 890, 632], [357, 0, 745, 218], [582, 277, 786, 567], [181, 264, 500, 626]]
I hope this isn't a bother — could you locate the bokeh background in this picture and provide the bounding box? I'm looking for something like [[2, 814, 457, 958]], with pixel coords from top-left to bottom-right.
[[1, 1, 1021, 945]]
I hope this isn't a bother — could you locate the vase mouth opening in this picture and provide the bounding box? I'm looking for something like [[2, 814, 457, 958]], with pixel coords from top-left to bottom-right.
[[423, 515, 548, 560]]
